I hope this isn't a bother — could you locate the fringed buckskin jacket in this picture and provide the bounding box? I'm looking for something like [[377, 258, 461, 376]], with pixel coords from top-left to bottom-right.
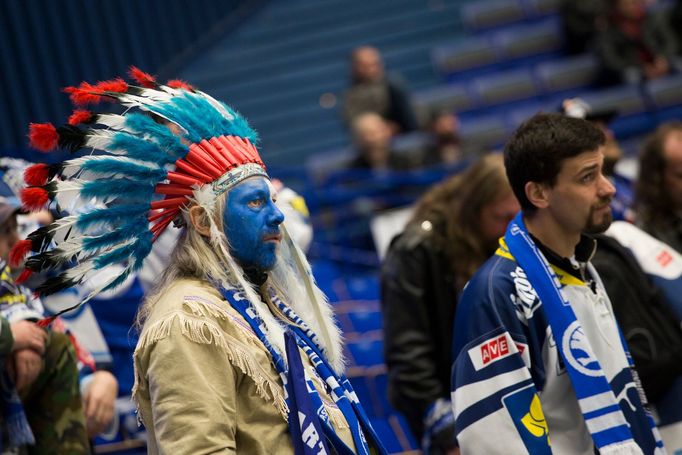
[[133, 278, 356, 454]]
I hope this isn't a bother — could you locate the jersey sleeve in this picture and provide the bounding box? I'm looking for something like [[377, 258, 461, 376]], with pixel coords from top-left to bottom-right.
[[451, 258, 552, 455]]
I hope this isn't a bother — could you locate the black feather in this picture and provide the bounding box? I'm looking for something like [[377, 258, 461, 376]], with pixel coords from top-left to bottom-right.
[[57, 125, 86, 152], [36, 274, 80, 297], [25, 249, 73, 273], [27, 225, 56, 251]]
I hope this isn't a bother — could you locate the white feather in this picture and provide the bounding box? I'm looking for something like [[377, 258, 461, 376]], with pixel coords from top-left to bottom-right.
[[197, 90, 234, 121], [191, 184, 216, 220], [53, 180, 83, 194], [94, 114, 128, 130], [84, 131, 115, 151], [139, 88, 176, 102], [50, 238, 84, 260]]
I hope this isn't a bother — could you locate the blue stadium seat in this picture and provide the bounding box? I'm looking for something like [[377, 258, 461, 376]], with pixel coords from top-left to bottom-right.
[[579, 85, 653, 139], [506, 101, 548, 129], [618, 135, 647, 158], [413, 82, 479, 123], [536, 54, 598, 96], [645, 73, 682, 123], [493, 17, 562, 61], [347, 309, 384, 333], [347, 338, 384, 367], [431, 36, 498, 78], [369, 414, 420, 453], [461, 0, 526, 32], [470, 68, 539, 108], [371, 371, 393, 417], [305, 146, 353, 182], [522, 0, 561, 17], [458, 113, 512, 151], [344, 275, 381, 301], [311, 259, 345, 302], [392, 131, 431, 154], [348, 373, 379, 414], [369, 418, 407, 454], [334, 300, 382, 333]]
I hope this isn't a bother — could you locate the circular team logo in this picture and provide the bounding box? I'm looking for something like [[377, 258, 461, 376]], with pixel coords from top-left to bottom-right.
[[561, 321, 602, 377]]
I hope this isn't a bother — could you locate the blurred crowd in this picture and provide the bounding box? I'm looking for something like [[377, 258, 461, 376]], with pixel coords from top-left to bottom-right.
[[561, 0, 682, 85]]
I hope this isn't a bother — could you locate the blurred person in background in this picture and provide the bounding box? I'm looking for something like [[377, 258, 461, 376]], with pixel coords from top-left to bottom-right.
[[596, 0, 679, 85], [560, 0, 607, 55], [420, 109, 462, 168], [381, 153, 519, 454], [0, 201, 90, 454], [3, 159, 122, 442], [635, 121, 682, 253], [343, 46, 418, 135], [670, 0, 682, 56], [349, 112, 415, 171]]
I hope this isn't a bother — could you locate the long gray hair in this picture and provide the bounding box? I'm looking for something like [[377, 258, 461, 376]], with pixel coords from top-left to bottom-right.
[[135, 180, 344, 372]]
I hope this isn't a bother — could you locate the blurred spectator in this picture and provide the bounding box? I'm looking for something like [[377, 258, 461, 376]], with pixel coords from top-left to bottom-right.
[[561, 97, 634, 220], [421, 110, 462, 167], [596, 0, 679, 85], [635, 121, 682, 253], [0, 201, 90, 453], [272, 179, 313, 253], [670, 0, 682, 54], [342, 46, 418, 134], [349, 112, 415, 171], [560, 0, 608, 55], [592, 221, 682, 436], [0, 159, 121, 442], [381, 153, 519, 454]]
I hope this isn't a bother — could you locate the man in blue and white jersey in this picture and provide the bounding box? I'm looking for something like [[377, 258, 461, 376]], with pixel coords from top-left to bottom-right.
[[451, 113, 665, 454]]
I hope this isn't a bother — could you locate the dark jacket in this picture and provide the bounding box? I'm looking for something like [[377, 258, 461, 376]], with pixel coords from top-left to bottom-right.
[[380, 215, 457, 441], [0, 317, 12, 357], [591, 234, 682, 402], [596, 10, 678, 84]]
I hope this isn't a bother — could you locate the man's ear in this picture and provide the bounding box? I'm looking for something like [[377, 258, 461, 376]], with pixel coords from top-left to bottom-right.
[[188, 205, 211, 237], [525, 181, 549, 210]]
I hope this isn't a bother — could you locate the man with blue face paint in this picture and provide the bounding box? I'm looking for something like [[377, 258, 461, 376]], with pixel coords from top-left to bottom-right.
[[15, 70, 386, 454], [223, 177, 285, 274]]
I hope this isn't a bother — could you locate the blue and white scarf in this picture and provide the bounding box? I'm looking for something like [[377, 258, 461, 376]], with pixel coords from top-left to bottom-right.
[[504, 213, 664, 454], [219, 285, 386, 455]]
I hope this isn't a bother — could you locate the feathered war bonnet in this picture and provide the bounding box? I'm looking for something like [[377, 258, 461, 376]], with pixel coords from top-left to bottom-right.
[[11, 68, 269, 314]]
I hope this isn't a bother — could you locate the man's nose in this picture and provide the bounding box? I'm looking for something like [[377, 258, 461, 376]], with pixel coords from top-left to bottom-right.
[[269, 203, 285, 226], [598, 174, 616, 198]]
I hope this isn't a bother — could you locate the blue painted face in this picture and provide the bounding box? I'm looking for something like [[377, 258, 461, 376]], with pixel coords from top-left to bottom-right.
[[223, 177, 285, 271]]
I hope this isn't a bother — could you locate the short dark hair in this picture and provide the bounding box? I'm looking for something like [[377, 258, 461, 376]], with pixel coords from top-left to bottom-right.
[[504, 113, 605, 212]]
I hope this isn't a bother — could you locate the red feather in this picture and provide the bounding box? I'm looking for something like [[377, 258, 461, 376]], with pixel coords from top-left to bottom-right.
[[28, 123, 59, 152], [9, 239, 33, 267], [129, 66, 157, 88], [68, 109, 93, 126], [24, 163, 50, 186], [166, 79, 195, 91], [15, 268, 33, 285], [93, 78, 128, 94], [37, 315, 56, 328], [63, 82, 102, 105], [20, 187, 50, 211]]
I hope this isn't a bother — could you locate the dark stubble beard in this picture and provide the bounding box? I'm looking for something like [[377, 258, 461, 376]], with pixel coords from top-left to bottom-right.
[[583, 199, 613, 234]]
